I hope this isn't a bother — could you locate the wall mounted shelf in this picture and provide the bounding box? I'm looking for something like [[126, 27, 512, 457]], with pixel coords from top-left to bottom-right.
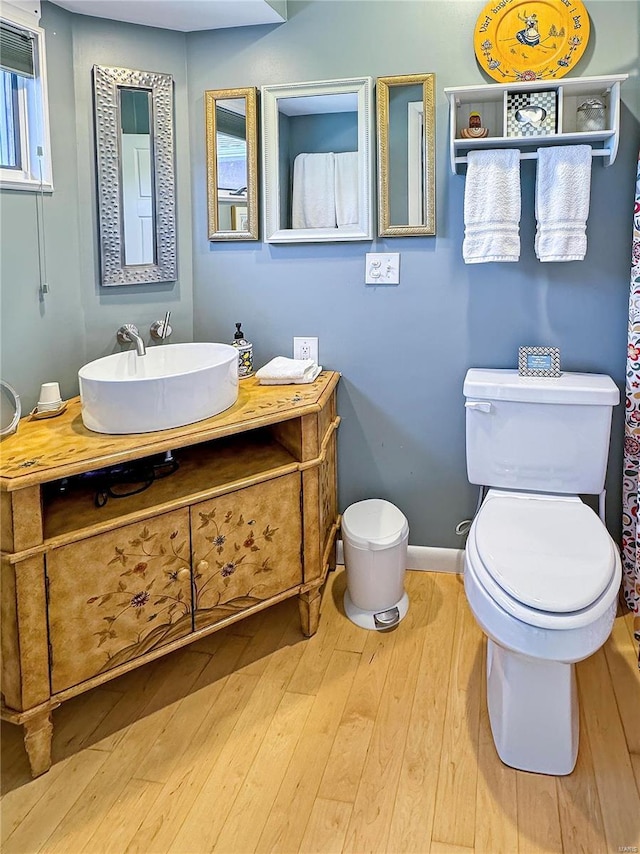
[[444, 74, 627, 175]]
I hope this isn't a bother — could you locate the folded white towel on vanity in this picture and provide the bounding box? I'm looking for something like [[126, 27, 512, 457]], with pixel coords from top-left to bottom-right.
[[535, 145, 592, 262], [463, 149, 521, 263], [291, 153, 336, 229], [256, 357, 322, 385], [335, 151, 359, 227]]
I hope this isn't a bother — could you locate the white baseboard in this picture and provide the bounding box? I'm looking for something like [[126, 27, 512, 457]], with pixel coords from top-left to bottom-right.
[[336, 540, 464, 575]]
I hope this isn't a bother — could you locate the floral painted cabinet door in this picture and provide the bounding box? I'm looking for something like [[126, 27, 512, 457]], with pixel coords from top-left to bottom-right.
[[47, 510, 192, 694], [191, 473, 302, 631]]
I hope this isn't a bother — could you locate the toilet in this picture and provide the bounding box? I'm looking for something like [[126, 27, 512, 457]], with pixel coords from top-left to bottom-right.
[[342, 499, 409, 630], [463, 368, 621, 775]]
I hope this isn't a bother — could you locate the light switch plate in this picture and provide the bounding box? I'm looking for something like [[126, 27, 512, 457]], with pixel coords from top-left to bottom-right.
[[365, 253, 400, 284]]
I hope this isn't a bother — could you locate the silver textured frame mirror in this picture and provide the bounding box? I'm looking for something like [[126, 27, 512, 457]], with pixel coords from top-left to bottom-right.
[[376, 73, 436, 237], [93, 65, 177, 286], [205, 87, 258, 241], [261, 77, 374, 243]]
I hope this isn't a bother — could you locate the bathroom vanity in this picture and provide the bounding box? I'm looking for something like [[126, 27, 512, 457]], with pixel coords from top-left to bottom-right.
[[0, 372, 340, 777]]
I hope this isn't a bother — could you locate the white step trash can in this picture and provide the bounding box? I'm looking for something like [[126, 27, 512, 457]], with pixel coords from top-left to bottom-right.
[[342, 499, 409, 630]]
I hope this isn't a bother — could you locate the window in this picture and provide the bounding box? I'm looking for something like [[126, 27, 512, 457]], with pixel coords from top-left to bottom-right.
[[216, 106, 248, 200], [0, 14, 52, 191]]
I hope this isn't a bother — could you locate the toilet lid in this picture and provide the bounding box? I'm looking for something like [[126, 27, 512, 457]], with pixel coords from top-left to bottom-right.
[[342, 499, 409, 551], [475, 495, 616, 612]]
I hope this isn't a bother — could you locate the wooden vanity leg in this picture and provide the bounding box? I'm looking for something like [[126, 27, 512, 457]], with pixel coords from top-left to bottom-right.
[[299, 588, 322, 638], [328, 541, 337, 572], [23, 711, 53, 777]]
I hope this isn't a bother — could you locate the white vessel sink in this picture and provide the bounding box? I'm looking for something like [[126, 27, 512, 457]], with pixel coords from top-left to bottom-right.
[[79, 343, 239, 434]]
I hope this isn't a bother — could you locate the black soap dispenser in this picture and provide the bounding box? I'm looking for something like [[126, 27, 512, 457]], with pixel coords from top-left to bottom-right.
[[232, 323, 253, 378]]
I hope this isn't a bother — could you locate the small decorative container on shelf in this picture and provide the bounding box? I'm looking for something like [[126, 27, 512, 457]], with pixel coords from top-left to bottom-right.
[[460, 111, 489, 139], [506, 90, 557, 137], [576, 98, 607, 132]]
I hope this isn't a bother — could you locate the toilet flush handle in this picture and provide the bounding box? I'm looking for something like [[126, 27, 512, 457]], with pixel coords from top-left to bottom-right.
[[465, 400, 492, 413]]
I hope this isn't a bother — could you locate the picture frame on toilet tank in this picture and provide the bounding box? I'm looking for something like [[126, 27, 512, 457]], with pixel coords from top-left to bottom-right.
[[518, 346, 561, 377]]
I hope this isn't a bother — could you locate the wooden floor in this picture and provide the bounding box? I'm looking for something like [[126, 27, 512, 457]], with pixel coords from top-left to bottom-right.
[[1, 569, 639, 854]]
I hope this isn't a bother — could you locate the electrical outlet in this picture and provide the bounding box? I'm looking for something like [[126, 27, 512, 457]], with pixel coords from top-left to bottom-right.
[[365, 252, 400, 285], [293, 337, 319, 363]]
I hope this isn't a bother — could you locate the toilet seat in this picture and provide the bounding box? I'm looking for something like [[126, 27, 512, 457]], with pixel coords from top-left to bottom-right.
[[467, 491, 620, 630]]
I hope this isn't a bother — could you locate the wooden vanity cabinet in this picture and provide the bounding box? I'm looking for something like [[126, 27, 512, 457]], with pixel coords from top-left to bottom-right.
[[0, 372, 340, 777]]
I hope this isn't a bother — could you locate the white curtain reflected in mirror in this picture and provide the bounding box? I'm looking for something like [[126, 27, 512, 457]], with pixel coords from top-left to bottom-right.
[[205, 87, 258, 241], [275, 92, 358, 231], [377, 73, 436, 237]]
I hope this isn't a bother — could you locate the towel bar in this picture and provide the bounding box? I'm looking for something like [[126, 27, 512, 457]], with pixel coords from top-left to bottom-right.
[[454, 149, 610, 168]]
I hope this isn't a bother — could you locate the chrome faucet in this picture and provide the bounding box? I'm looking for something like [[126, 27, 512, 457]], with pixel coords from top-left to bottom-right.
[[116, 324, 146, 356]]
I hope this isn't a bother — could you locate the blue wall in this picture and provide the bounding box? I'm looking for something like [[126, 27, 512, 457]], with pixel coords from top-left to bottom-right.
[[1, 1, 638, 551], [187, 1, 640, 547]]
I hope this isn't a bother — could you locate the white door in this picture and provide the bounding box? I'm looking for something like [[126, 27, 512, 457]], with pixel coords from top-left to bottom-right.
[[121, 134, 154, 265]]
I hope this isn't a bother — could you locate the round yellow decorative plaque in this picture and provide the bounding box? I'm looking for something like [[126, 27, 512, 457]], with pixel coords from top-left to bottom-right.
[[473, 0, 590, 82]]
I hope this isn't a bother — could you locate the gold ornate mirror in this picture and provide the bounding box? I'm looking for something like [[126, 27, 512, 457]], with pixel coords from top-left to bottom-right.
[[205, 87, 258, 241], [376, 73, 436, 237]]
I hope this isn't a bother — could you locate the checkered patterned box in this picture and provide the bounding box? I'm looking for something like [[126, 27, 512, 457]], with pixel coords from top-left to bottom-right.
[[518, 346, 561, 378], [505, 90, 557, 138]]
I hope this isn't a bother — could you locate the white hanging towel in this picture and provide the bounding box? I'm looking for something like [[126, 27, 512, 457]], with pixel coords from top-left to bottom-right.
[[535, 145, 592, 262], [463, 149, 521, 263], [256, 356, 322, 385], [335, 151, 359, 227], [291, 152, 336, 229]]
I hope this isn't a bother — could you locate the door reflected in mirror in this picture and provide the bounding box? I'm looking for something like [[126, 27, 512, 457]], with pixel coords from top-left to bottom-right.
[[377, 73, 436, 237], [119, 88, 155, 265], [205, 88, 258, 241], [262, 78, 374, 243]]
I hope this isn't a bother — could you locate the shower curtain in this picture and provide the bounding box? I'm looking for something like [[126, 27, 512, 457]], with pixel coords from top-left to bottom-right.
[[622, 148, 640, 661]]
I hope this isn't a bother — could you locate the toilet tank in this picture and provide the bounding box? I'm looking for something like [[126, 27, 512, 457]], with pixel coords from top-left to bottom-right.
[[464, 369, 619, 494]]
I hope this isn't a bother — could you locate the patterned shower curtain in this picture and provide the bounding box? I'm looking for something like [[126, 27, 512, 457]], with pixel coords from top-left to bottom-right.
[[622, 149, 640, 662]]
